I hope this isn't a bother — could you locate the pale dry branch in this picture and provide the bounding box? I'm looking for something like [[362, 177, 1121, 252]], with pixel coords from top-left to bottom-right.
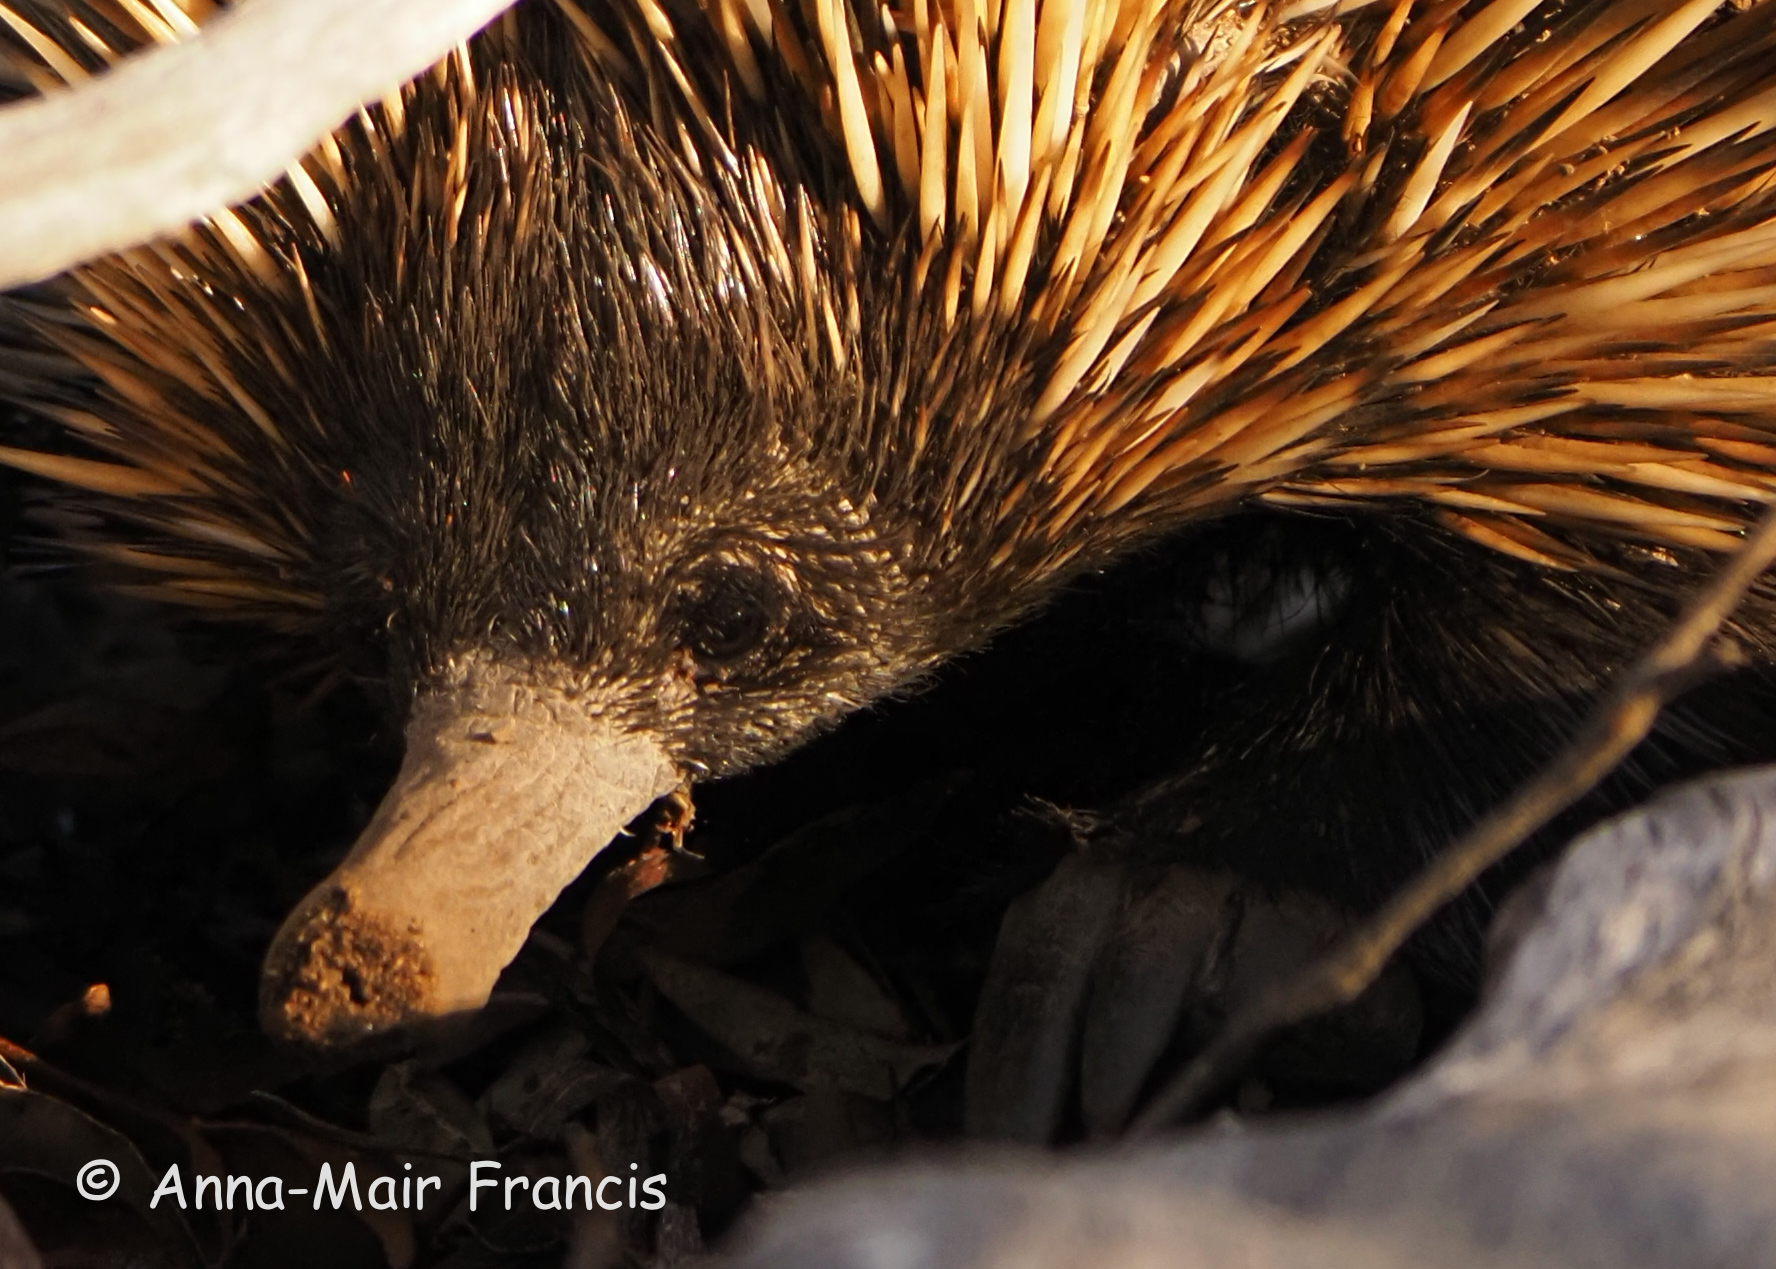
[[0, 0, 517, 291]]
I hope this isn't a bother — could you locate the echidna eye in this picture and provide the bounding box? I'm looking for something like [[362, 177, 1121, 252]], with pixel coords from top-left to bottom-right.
[[674, 568, 775, 667]]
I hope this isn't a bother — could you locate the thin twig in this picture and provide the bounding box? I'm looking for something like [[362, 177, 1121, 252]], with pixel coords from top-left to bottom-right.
[[0, 0, 517, 292], [1130, 501, 1776, 1136]]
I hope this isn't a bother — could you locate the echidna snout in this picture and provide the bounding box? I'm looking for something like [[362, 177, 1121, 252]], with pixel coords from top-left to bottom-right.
[[259, 661, 677, 1044]]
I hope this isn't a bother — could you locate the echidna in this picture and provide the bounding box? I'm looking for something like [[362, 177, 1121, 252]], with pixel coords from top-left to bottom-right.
[[5, 0, 1776, 1048]]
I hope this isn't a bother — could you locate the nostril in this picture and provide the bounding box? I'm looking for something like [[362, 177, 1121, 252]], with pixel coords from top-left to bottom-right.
[[344, 966, 372, 1007]]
